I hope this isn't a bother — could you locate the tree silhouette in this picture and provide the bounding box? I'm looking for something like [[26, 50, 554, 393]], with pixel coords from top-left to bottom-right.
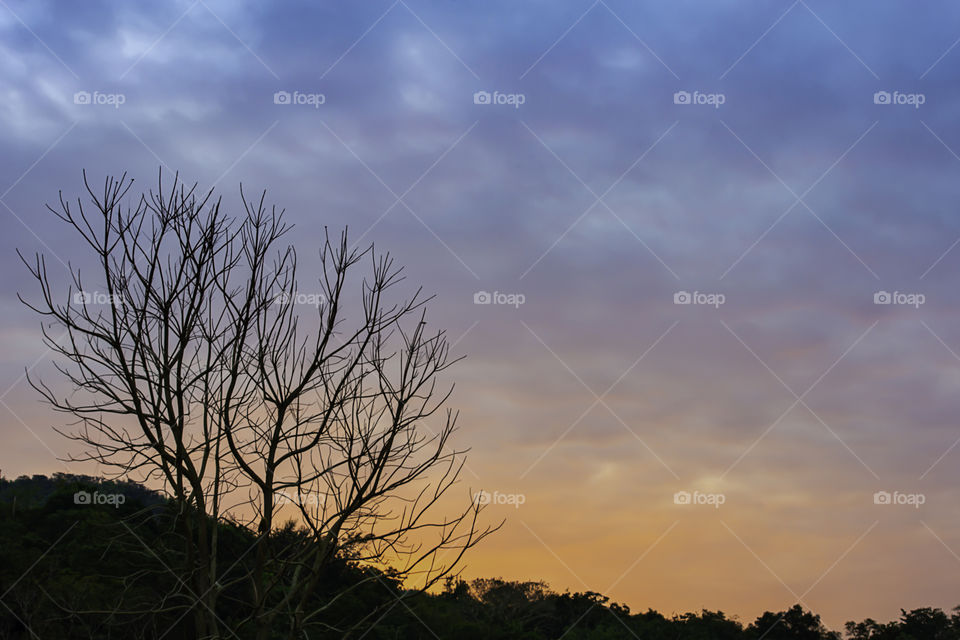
[[750, 604, 840, 640], [18, 170, 496, 639]]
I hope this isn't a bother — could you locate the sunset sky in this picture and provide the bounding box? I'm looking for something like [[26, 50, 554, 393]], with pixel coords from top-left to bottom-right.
[[4, 0, 960, 630]]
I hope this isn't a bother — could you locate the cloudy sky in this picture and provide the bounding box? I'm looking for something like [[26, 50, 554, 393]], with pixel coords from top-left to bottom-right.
[[4, 0, 960, 630]]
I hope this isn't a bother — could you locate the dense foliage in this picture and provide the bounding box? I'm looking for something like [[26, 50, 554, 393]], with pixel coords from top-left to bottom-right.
[[0, 475, 955, 639]]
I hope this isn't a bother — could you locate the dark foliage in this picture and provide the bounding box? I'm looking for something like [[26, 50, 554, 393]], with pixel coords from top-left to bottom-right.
[[1, 475, 954, 639]]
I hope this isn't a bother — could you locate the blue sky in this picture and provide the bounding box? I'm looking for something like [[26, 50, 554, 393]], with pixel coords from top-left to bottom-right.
[[4, 0, 960, 629]]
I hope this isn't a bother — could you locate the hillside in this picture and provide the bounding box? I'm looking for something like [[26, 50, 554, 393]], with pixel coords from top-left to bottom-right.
[[0, 474, 954, 639]]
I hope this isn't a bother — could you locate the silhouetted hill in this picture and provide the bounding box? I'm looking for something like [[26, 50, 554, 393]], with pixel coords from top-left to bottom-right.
[[0, 472, 166, 510], [0, 474, 955, 639]]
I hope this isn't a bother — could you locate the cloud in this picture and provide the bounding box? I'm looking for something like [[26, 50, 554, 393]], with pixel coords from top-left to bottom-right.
[[3, 0, 960, 630]]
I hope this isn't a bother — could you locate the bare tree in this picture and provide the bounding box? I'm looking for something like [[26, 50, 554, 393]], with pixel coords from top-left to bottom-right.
[[19, 170, 496, 639]]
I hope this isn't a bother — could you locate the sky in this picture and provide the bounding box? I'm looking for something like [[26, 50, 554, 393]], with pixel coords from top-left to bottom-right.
[[3, 0, 960, 631]]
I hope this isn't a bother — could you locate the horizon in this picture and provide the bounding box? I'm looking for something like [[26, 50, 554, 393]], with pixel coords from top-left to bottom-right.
[[3, 0, 960, 633]]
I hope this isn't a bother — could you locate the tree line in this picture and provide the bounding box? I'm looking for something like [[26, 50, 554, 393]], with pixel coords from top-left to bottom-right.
[[0, 474, 954, 639]]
